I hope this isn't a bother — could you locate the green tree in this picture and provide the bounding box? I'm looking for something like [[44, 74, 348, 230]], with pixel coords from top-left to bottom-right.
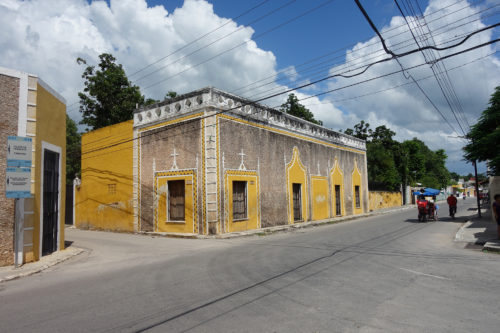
[[343, 120, 373, 141], [366, 141, 400, 190], [165, 91, 177, 100], [78, 53, 146, 130], [449, 171, 460, 181], [464, 86, 500, 175], [66, 115, 81, 185], [280, 93, 323, 125]]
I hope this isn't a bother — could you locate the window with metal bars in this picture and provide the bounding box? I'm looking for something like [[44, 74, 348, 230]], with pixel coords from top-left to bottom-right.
[[293, 183, 302, 221], [355, 185, 361, 209], [168, 180, 185, 221], [232, 181, 247, 220], [335, 185, 341, 215]]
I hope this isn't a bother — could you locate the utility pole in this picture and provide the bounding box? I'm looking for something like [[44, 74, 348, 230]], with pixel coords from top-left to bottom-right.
[[473, 160, 482, 218]]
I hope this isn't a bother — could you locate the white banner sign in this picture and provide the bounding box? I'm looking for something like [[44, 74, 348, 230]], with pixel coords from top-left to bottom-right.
[[6, 167, 31, 198], [7, 136, 32, 167]]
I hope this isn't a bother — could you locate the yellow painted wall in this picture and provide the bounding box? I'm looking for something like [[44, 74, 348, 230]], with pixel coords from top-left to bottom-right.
[[369, 191, 402, 211], [286, 147, 308, 223], [33, 83, 66, 261], [225, 171, 260, 232], [75, 120, 134, 232], [155, 170, 197, 233], [311, 176, 329, 221], [352, 160, 363, 215], [330, 159, 344, 217]]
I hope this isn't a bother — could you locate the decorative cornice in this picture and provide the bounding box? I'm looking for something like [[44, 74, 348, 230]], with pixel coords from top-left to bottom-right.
[[133, 87, 366, 151]]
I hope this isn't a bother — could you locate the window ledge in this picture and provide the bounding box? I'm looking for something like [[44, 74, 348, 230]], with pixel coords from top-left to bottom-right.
[[166, 220, 186, 224], [232, 218, 249, 222]]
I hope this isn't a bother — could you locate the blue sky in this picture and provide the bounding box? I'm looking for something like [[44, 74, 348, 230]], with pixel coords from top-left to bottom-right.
[[2, 0, 499, 175]]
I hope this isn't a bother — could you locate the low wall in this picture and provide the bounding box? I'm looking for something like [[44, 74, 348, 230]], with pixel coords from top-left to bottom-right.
[[369, 191, 402, 211]]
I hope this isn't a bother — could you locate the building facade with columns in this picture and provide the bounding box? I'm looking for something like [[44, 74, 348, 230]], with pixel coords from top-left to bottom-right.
[[75, 87, 367, 235]]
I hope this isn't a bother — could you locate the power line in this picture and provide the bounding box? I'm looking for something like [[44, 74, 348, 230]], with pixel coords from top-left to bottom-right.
[[81, 37, 500, 157], [393, 0, 466, 135], [142, 0, 337, 90], [67, 0, 495, 116], [354, 0, 499, 136], [132, 0, 298, 83], [128, 0, 271, 78], [301, 51, 497, 108], [76, 3, 500, 149]]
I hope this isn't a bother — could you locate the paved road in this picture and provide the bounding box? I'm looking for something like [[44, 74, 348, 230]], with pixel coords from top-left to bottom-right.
[[1, 199, 499, 332]]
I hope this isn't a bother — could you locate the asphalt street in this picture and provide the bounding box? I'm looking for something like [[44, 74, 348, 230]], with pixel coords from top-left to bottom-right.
[[1, 199, 499, 333]]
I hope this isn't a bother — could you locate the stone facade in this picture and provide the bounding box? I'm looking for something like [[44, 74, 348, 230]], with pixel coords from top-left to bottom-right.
[[0, 74, 20, 266], [133, 87, 368, 235]]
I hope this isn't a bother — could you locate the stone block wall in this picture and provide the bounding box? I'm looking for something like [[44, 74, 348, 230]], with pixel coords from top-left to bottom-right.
[[0, 74, 19, 266]]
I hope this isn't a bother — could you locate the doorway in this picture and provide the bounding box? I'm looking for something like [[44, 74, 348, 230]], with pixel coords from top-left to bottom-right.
[[42, 149, 60, 256], [335, 185, 341, 216], [292, 183, 302, 221]]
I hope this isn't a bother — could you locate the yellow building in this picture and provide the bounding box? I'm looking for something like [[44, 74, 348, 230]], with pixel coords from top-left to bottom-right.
[[75, 120, 134, 232], [0, 67, 66, 266], [76, 87, 368, 236]]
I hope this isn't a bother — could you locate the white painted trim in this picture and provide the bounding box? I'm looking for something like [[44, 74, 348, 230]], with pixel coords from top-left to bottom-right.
[[17, 73, 28, 137], [0, 66, 35, 79], [39, 141, 62, 258], [24, 227, 34, 231]]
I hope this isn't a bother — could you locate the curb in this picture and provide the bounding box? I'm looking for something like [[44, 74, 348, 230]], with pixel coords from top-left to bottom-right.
[[0, 247, 85, 283], [483, 241, 500, 253]]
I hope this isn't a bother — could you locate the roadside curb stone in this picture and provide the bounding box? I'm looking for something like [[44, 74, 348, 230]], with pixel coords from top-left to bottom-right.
[[0, 247, 85, 283], [483, 241, 500, 253]]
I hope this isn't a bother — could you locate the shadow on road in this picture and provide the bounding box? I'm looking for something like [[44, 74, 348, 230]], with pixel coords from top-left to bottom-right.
[[404, 217, 464, 223]]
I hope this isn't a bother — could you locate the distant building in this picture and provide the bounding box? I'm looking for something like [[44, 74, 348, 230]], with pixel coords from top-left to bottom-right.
[[0, 67, 66, 266], [75, 87, 368, 235]]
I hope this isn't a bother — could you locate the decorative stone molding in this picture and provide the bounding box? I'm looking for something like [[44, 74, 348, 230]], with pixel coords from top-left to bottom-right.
[[134, 87, 366, 151]]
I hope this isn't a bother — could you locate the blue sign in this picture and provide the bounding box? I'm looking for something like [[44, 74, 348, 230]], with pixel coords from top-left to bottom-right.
[[7, 136, 32, 167], [5, 167, 32, 198]]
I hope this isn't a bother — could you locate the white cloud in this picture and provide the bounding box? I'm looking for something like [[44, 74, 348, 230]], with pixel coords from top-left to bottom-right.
[[0, 0, 278, 117], [315, 0, 500, 173], [0, 0, 497, 174]]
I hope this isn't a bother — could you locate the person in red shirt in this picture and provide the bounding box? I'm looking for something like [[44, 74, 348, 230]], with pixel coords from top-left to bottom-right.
[[447, 194, 457, 218]]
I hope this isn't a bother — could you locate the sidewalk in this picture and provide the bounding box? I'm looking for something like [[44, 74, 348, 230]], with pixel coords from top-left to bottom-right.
[[0, 246, 85, 283], [148, 204, 415, 239], [454, 207, 500, 252]]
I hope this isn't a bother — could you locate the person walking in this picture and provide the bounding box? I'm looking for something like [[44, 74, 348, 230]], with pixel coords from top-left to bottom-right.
[[447, 194, 457, 218], [493, 194, 500, 239]]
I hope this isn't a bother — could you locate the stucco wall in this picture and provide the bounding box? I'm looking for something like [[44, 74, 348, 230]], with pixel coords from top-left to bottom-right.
[[138, 117, 202, 232], [0, 74, 19, 266], [34, 83, 66, 260], [369, 191, 402, 211], [76, 120, 134, 232], [218, 114, 368, 229]]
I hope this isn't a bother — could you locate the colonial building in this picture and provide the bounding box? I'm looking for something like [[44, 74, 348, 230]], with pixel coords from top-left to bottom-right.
[[75, 87, 367, 235], [0, 66, 66, 266]]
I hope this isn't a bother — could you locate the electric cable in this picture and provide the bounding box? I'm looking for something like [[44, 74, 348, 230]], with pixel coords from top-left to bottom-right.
[[80, 37, 500, 157]]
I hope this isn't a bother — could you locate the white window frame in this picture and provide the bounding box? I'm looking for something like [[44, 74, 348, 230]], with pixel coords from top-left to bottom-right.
[[39, 141, 62, 257]]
